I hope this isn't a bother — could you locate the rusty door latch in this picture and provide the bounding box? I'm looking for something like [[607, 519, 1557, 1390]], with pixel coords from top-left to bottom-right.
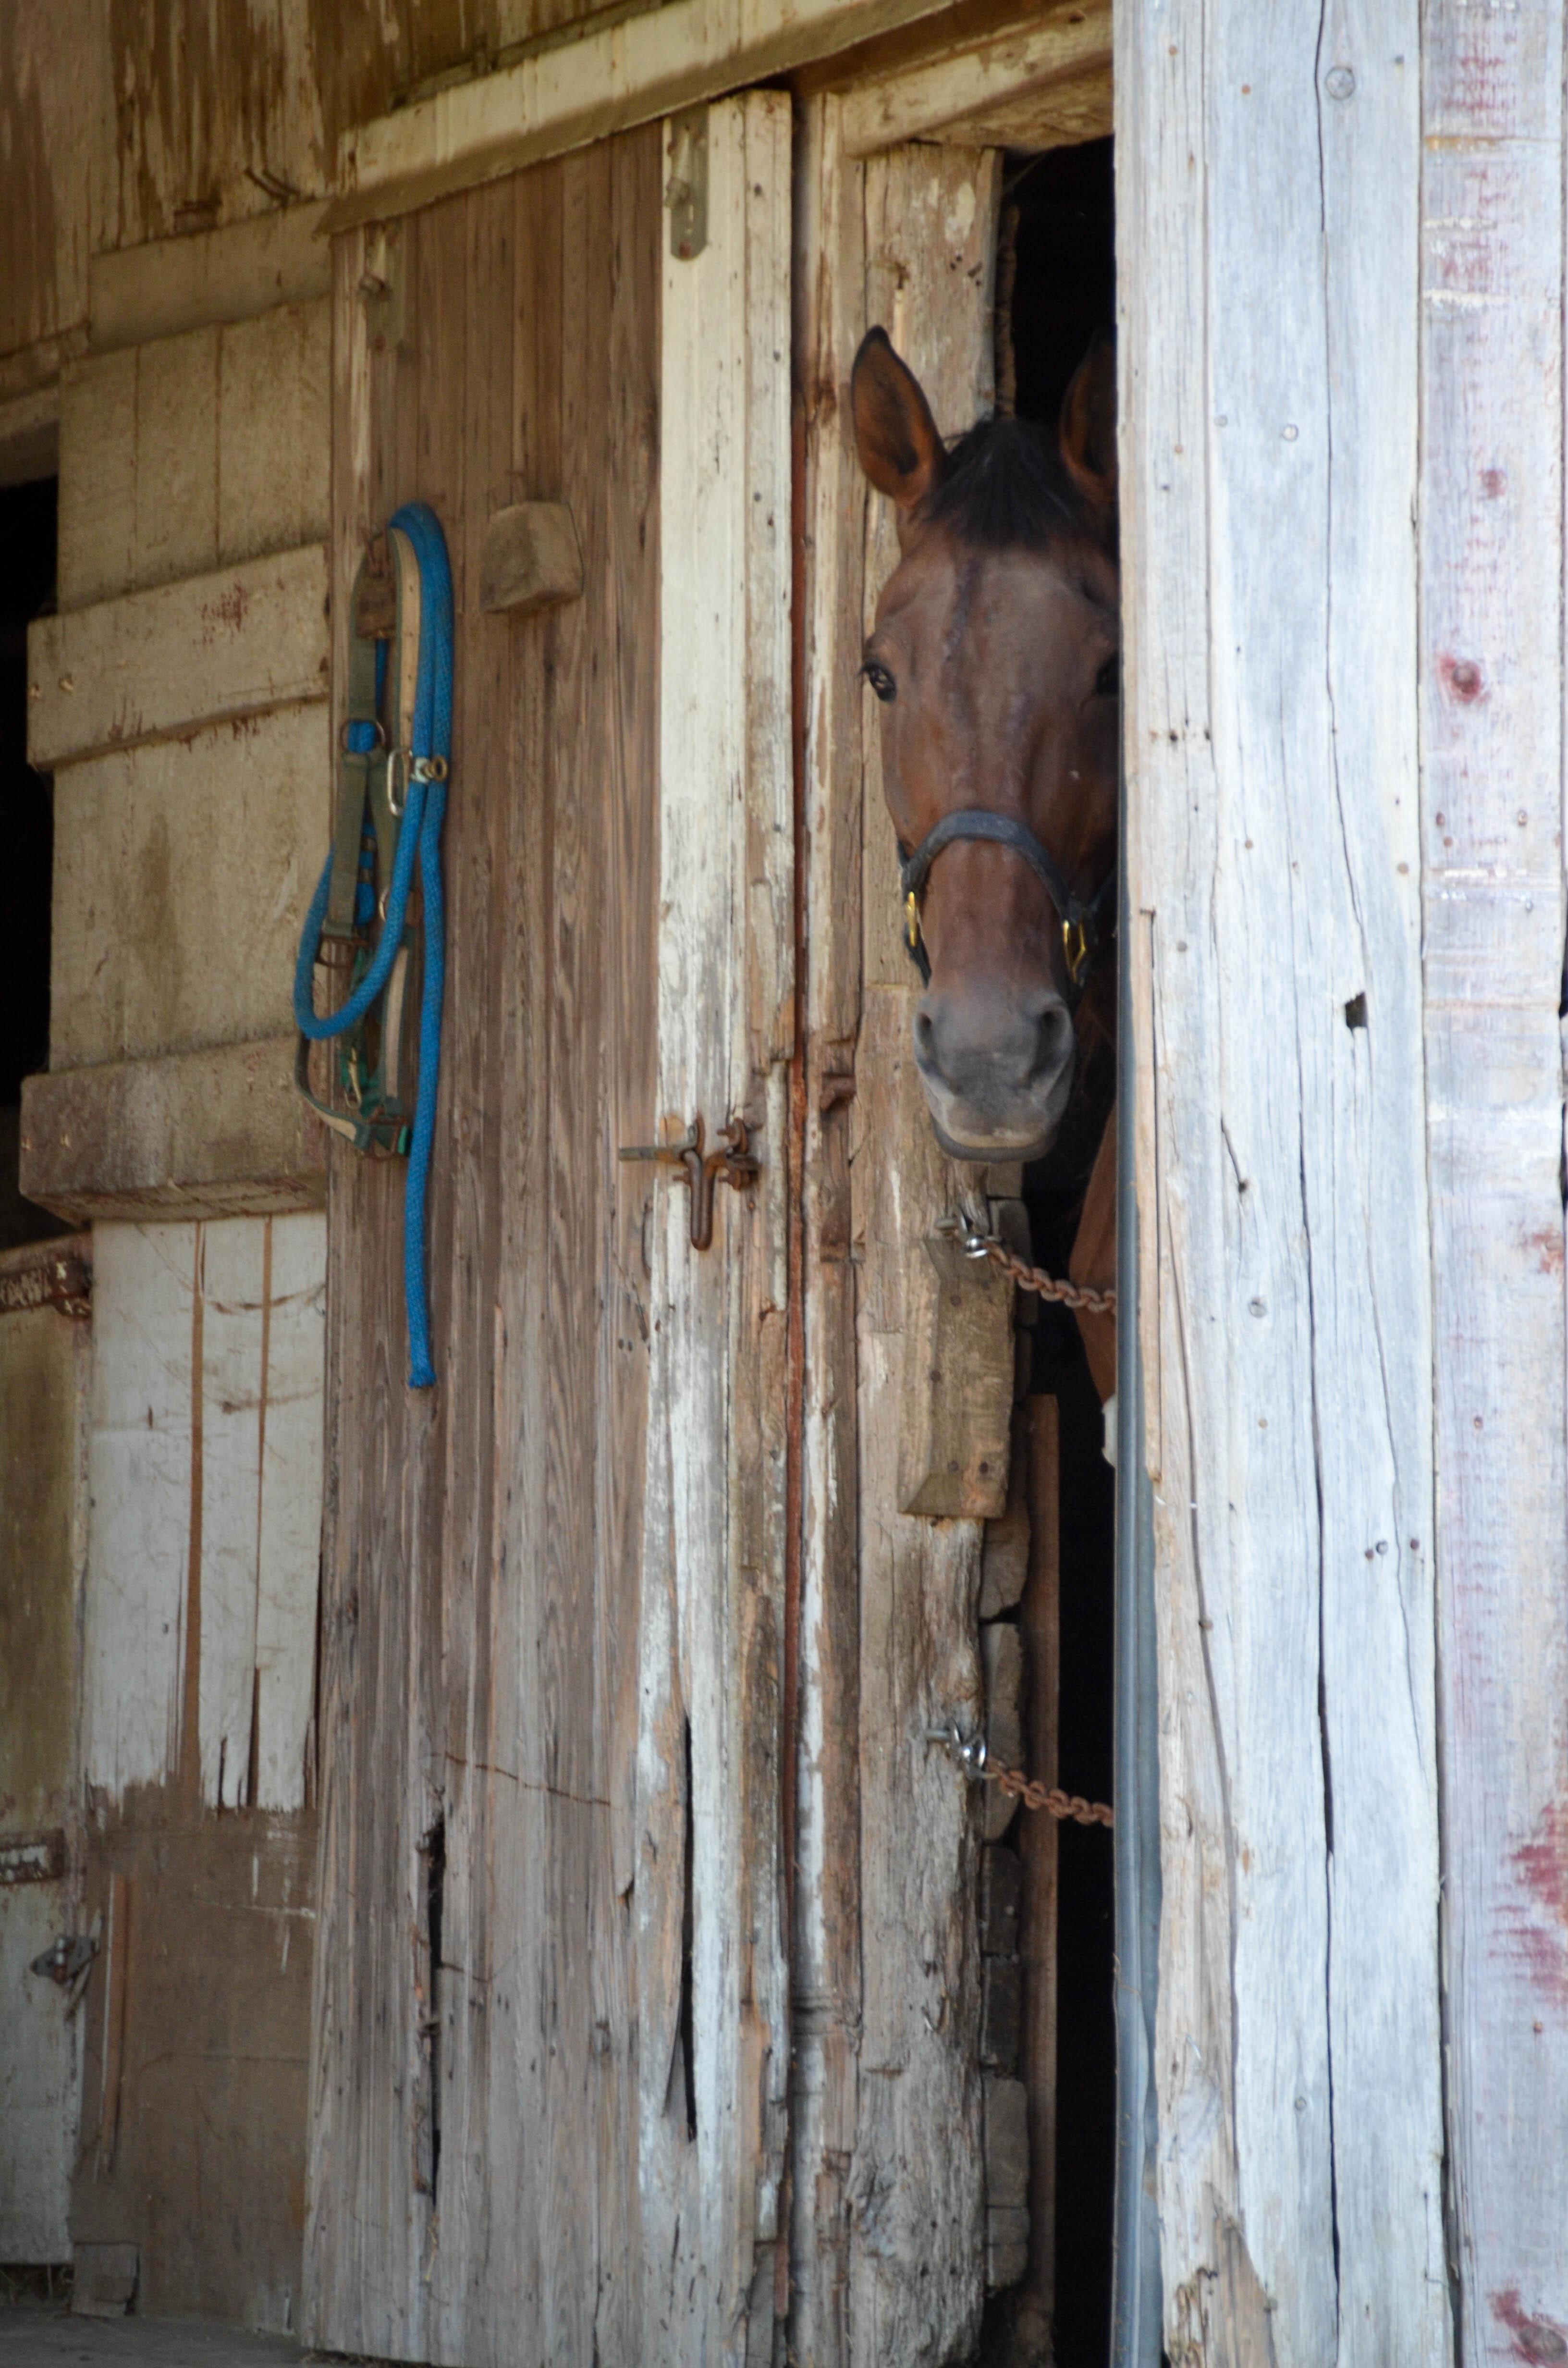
[[619, 1113, 758, 1250]]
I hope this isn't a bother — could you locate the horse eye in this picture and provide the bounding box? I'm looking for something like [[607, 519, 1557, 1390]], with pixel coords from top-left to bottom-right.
[[864, 661, 897, 703], [1094, 653, 1120, 699]]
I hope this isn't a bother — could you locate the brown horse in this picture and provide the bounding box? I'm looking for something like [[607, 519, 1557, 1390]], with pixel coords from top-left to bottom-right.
[[851, 327, 1119, 1398]]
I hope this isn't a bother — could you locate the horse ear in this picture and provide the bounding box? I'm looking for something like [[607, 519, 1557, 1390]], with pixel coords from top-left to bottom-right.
[[852, 327, 946, 525], [1060, 331, 1117, 510]]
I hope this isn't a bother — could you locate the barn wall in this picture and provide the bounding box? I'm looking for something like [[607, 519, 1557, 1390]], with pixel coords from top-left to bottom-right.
[[8, 120, 336, 2307], [0, 0, 672, 411]]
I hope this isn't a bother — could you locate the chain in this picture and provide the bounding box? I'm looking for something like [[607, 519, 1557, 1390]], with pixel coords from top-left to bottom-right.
[[928, 1727, 1114, 1828], [937, 1218, 1115, 1317]]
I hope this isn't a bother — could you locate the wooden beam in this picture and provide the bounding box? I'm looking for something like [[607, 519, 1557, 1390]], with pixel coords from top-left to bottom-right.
[[19, 1037, 326, 1224], [639, 92, 793, 2361], [838, 1, 1109, 155], [88, 203, 332, 356], [322, 0, 964, 233], [1421, 4, 1568, 2348], [1119, 1, 1448, 2355], [28, 543, 329, 768]]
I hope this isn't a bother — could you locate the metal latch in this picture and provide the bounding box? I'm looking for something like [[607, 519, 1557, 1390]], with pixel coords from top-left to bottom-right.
[[619, 1113, 757, 1249], [664, 107, 708, 260], [31, 1933, 96, 1986]]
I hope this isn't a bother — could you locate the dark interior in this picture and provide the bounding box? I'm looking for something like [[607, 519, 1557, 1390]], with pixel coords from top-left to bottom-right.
[[991, 133, 1118, 2368], [0, 474, 63, 1250]]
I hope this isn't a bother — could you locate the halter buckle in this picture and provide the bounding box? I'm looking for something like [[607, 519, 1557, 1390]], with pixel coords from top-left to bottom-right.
[[1063, 914, 1090, 986], [905, 890, 922, 959]]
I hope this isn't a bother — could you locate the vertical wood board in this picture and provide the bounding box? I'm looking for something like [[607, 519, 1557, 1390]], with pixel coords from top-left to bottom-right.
[[641, 89, 793, 2366], [1117, 4, 1448, 2355]]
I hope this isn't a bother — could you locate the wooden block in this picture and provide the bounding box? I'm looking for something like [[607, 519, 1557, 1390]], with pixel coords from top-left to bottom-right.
[[980, 1956, 1022, 2072], [896, 1232, 1013, 1517], [19, 1036, 326, 1224], [980, 1407, 1030, 1616], [28, 543, 330, 768], [72, 2241, 138, 2317], [479, 501, 585, 615], [980, 1620, 1023, 1841], [986, 2206, 1030, 2293], [983, 2075, 1029, 2209], [979, 1844, 1021, 1956], [989, 1194, 1036, 1323]]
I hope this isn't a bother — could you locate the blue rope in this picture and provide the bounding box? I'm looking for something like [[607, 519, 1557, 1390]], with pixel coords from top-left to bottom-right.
[[292, 502, 452, 1390], [390, 502, 452, 1390]]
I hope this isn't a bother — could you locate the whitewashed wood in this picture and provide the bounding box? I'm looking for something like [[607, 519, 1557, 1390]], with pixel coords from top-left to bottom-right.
[[29, 543, 329, 768], [837, 2, 1108, 157], [642, 91, 792, 2365], [84, 1217, 325, 1811], [89, 202, 332, 354], [1421, 6, 1568, 2348], [1118, 4, 1448, 2356], [325, 0, 959, 232]]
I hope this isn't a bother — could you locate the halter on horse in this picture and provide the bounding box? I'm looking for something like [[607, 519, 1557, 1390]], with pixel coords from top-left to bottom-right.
[[851, 326, 1119, 1394]]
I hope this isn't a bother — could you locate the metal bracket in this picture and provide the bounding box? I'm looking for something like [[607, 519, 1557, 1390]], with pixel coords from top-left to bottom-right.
[[664, 107, 708, 261], [619, 1112, 757, 1249], [31, 1932, 96, 1986]]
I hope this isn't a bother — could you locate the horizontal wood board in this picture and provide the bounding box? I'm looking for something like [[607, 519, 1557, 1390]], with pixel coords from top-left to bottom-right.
[[1421, 4, 1568, 2351], [29, 542, 329, 769], [1117, 3, 1449, 2356], [305, 133, 666, 2367]]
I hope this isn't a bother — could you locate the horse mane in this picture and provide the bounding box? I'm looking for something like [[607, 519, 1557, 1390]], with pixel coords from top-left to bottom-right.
[[920, 415, 1096, 551]]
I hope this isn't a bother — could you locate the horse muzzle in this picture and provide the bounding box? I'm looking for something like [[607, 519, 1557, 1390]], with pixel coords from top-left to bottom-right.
[[911, 984, 1077, 1162]]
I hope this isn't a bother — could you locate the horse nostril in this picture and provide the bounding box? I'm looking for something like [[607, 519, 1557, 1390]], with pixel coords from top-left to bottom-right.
[[914, 1007, 937, 1061], [1031, 998, 1074, 1085]]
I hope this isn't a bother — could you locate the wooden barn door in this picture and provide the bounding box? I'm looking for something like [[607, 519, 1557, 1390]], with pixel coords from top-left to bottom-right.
[[306, 95, 791, 2368]]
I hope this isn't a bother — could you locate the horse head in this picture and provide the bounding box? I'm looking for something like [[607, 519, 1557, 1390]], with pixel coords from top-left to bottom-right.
[[851, 327, 1118, 1163]]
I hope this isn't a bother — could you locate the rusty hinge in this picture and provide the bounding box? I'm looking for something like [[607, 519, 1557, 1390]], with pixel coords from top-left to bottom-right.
[[619, 1113, 757, 1249], [0, 1240, 91, 1321]]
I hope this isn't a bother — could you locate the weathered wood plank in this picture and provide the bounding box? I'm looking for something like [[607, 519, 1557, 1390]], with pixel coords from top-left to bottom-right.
[[1421, 5, 1568, 2350], [639, 90, 792, 2367], [837, 1, 1108, 157], [29, 543, 329, 768], [1118, 3, 1447, 2354], [89, 203, 332, 354], [845, 139, 1001, 2368], [82, 1218, 325, 1814], [57, 307, 329, 613], [790, 92, 868, 2368]]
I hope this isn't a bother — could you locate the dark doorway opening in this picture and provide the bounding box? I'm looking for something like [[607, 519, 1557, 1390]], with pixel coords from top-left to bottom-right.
[[990, 133, 1118, 2368], [0, 475, 64, 1249]]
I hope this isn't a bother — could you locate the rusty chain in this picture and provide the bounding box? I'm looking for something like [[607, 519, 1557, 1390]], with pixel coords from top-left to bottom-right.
[[937, 1216, 1115, 1317], [976, 1233, 1115, 1317], [928, 1727, 1114, 1828]]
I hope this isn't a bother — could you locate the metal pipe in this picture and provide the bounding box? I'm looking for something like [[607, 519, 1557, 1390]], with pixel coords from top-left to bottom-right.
[[1109, 741, 1163, 2365]]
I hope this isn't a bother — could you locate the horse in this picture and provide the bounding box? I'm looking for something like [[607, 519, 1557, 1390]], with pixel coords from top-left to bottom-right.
[[850, 326, 1119, 1400]]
